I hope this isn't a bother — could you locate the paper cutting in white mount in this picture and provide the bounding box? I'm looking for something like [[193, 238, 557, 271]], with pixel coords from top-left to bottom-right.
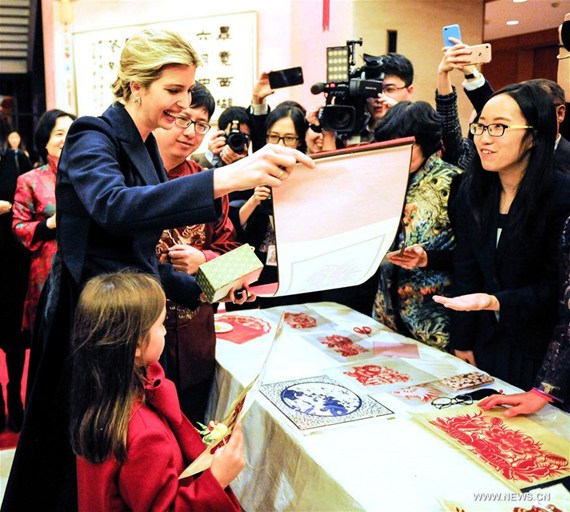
[[390, 381, 446, 406], [261, 304, 335, 333], [328, 357, 437, 393], [296, 329, 374, 363], [260, 374, 393, 432], [251, 139, 413, 297]]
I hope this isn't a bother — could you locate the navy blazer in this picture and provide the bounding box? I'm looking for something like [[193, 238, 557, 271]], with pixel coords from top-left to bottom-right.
[[450, 172, 570, 386], [56, 102, 220, 308]]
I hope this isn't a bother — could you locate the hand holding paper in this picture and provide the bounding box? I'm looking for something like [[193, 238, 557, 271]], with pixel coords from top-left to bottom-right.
[[386, 244, 428, 269], [210, 424, 245, 489], [212, 143, 315, 197]]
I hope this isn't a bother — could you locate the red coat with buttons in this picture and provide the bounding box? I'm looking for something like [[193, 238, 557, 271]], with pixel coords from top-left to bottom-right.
[[76, 363, 241, 512]]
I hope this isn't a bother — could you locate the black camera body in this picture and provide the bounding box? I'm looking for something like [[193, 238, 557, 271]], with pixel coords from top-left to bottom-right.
[[225, 119, 250, 154], [313, 40, 384, 135]]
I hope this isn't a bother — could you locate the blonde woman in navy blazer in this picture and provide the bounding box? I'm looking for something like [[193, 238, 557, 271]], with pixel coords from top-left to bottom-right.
[[2, 28, 313, 512]]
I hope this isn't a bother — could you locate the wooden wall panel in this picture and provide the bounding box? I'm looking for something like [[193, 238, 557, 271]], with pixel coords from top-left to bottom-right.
[[484, 28, 559, 90]]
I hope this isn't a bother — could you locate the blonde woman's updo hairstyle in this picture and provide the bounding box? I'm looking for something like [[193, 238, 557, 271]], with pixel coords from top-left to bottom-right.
[[112, 28, 200, 102]]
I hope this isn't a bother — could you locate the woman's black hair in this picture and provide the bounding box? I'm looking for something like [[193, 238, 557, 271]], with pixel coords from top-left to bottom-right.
[[264, 103, 308, 154], [2, 130, 28, 155], [373, 101, 442, 159], [34, 109, 76, 164], [464, 81, 557, 242]]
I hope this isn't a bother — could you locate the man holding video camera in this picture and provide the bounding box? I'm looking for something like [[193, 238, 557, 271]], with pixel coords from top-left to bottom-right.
[[365, 53, 414, 123], [310, 48, 415, 146]]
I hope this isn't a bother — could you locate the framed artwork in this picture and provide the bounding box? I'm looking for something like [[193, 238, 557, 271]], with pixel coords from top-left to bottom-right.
[[260, 374, 393, 433], [414, 405, 570, 491], [72, 12, 257, 119]]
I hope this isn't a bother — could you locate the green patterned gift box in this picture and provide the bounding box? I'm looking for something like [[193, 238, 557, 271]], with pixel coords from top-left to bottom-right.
[[196, 244, 264, 302]]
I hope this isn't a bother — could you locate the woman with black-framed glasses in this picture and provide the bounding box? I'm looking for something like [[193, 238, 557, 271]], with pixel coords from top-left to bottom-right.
[[230, 103, 322, 309], [433, 82, 570, 390]]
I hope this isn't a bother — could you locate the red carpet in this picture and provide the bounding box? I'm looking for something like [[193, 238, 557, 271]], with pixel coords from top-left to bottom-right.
[[0, 349, 29, 450]]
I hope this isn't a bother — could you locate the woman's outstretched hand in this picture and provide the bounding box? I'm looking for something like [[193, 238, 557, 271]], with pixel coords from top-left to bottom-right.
[[213, 144, 315, 198], [478, 392, 549, 417], [433, 293, 500, 311]]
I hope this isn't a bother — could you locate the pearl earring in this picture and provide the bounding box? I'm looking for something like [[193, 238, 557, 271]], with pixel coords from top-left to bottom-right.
[[134, 96, 140, 104]]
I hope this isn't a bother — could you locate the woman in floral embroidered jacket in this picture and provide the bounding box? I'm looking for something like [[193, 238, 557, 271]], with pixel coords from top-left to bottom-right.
[[373, 101, 462, 350], [11, 109, 75, 334]]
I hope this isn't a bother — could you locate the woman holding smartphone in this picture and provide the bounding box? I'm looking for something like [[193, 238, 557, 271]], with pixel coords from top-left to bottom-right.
[[434, 82, 570, 390]]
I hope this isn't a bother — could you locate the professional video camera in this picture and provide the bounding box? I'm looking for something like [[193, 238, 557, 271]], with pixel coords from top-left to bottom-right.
[[311, 38, 384, 135], [225, 119, 250, 154]]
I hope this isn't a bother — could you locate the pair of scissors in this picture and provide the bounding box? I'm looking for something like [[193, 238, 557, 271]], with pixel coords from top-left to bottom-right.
[[353, 326, 372, 337]]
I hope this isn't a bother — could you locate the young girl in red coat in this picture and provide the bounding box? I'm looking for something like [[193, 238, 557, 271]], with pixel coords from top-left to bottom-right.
[[69, 271, 244, 511]]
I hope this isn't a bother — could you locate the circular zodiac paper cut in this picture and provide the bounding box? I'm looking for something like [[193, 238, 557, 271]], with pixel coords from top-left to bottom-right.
[[280, 381, 362, 417]]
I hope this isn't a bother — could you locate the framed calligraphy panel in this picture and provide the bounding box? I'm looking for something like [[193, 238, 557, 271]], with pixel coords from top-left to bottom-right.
[[72, 12, 257, 119]]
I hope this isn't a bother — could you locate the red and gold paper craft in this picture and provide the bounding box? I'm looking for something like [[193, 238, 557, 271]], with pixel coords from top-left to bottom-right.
[[414, 405, 570, 491], [214, 314, 271, 344], [180, 315, 285, 479]]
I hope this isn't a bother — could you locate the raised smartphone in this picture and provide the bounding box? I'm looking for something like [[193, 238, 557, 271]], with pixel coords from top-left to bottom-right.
[[443, 24, 462, 47], [465, 43, 492, 64], [268, 66, 304, 89]]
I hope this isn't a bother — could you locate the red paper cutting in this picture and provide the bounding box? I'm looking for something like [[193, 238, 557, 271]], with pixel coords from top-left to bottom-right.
[[284, 312, 318, 329], [318, 334, 368, 357], [344, 364, 411, 386], [429, 411, 569, 484], [215, 315, 271, 344]]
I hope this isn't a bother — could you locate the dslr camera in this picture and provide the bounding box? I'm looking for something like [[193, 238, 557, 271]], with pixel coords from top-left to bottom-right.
[[224, 119, 250, 154], [311, 39, 384, 135]]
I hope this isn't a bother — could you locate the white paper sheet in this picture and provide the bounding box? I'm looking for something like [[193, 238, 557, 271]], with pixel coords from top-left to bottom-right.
[[256, 139, 413, 297]]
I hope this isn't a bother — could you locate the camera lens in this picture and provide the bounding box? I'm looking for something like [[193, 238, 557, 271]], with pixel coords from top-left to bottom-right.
[[318, 105, 356, 133], [226, 132, 248, 154]]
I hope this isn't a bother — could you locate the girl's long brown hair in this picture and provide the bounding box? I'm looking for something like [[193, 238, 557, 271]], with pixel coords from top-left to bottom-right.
[[69, 271, 165, 464]]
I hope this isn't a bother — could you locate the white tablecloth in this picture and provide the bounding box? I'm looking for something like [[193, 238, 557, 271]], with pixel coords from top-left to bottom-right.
[[207, 302, 570, 512]]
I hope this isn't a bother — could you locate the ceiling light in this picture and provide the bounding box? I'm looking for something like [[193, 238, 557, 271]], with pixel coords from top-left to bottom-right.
[[506, 20, 520, 26], [513, 0, 527, 3]]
